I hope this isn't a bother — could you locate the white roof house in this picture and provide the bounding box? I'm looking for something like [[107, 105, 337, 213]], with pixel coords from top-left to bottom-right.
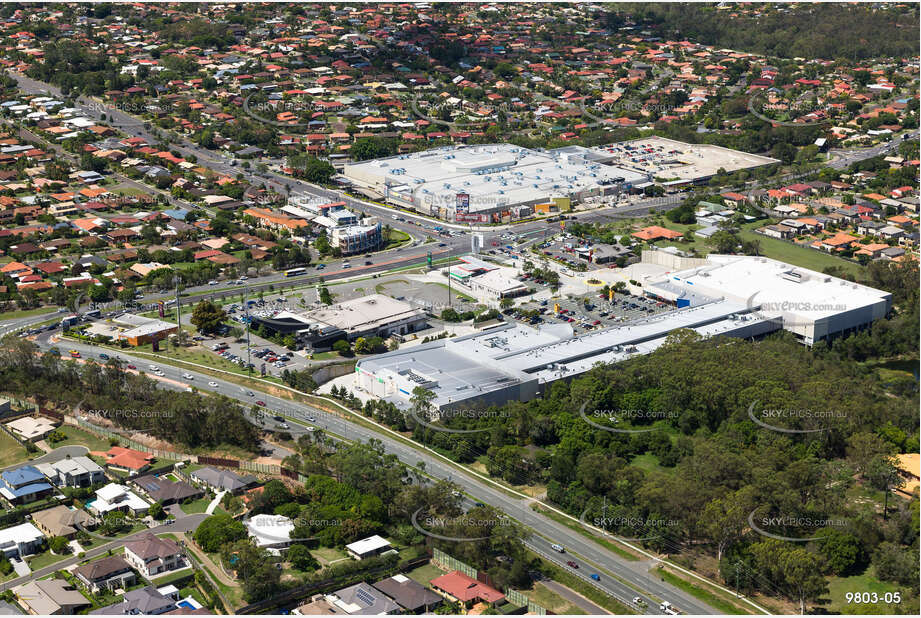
[[0, 522, 45, 559], [345, 535, 392, 559], [245, 514, 294, 549], [91, 483, 149, 515]]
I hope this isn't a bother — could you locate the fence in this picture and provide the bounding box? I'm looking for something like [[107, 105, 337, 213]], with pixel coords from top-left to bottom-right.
[[236, 555, 430, 615], [507, 588, 548, 615], [432, 547, 477, 579], [71, 415, 307, 482]]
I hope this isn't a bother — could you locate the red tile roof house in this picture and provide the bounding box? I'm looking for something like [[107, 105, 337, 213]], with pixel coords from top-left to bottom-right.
[[93, 446, 154, 475], [123, 532, 185, 578], [430, 571, 505, 608]]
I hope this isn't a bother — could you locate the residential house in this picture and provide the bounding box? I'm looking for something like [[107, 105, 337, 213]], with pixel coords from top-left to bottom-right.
[[98, 446, 154, 474], [345, 535, 392, 560], [123, 532, 185, 577], [31, 505, 95, 540], [820, 233, 858, 252], [36, 456, 106, 488], [131, 475, 203, 506], [0, 465, 54, 505], [90, 483, 149, 516], [878, 225, 905, 240], [372, 575, 443, 613], [0, 522, 45, 559], [857, 220, 886, 236], [759, 223, 796, 239], [3, 416, 58, 442], [13, 579, 90, 615], [295, 583, 401, 615], [74, 555, 136, 593], [189, 467, 257, 495], [429, 570, 505, 608], [90, 585, 193, 615]]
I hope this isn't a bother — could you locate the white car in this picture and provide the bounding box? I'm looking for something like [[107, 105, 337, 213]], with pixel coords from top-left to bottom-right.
[[208, 280, 218, 285], [148, 364, 159, 371], [208, 381, 219, 387], [182, 373, 194, 380], [305, 426, 316, 432]]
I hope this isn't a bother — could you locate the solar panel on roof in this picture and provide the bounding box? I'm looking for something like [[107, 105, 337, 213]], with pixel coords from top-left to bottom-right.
[[355, 588, 377, 606]]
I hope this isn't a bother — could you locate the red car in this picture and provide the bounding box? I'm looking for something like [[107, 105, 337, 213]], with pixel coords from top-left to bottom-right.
[[255, 400, 266, 407], [127, 364, 137, 370], [566, 561, 579, 569]]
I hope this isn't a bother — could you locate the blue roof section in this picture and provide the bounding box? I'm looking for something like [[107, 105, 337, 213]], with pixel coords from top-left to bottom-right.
[[1, 465, 45, 487], [0, 465, 53, 497]]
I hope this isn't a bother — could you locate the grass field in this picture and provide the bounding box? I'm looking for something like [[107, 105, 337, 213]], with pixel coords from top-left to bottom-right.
[[405, 561, 446, 587], [529, 581, 589, 614], [824, 567, 905, 614], [0, 307, 58, 320], [738, 224, 865, 276], [312, 546, 348, 565], [0, 431, 28, 468], [50, 425, 112, 453], [629, 453, 673, 475]]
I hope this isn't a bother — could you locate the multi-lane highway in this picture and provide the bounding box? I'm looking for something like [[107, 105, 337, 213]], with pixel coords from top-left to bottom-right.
[[31, 332, 735, 615], [5, 69, 902, 615]]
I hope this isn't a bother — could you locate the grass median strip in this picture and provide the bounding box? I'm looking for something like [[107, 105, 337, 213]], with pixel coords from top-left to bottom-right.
[[654, 566, 753, 615], [530, 503, 642, 561]]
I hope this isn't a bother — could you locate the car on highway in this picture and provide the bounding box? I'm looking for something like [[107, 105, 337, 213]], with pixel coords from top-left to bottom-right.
[[182, 373, 194, 380], [255, 400, 266, 407], [126, 364, 136, 370], [590, 573, 600, 581], [99, 353, 109, 360], [278, 422, 290, 429], [272, 415, 284, 422], [208, 381, 219, 387], [69, 350, 81, 358], [306, 426, 316, 431], [306, 416, 316, 423], [551, 544, 565, 553], [566, 561, 579, 569]]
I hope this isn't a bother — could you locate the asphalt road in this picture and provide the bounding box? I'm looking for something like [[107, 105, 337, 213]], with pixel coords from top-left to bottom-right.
[[0, 510, 207, 593], [37, 333, 724, 615]]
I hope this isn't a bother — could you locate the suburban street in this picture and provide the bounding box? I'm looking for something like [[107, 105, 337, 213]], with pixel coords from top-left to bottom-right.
[[28, 332, 747, 615], [0, 67, 908, 618]]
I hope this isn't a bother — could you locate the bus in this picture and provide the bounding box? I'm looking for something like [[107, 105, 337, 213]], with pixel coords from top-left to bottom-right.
[[284, 267, 307, 278]]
